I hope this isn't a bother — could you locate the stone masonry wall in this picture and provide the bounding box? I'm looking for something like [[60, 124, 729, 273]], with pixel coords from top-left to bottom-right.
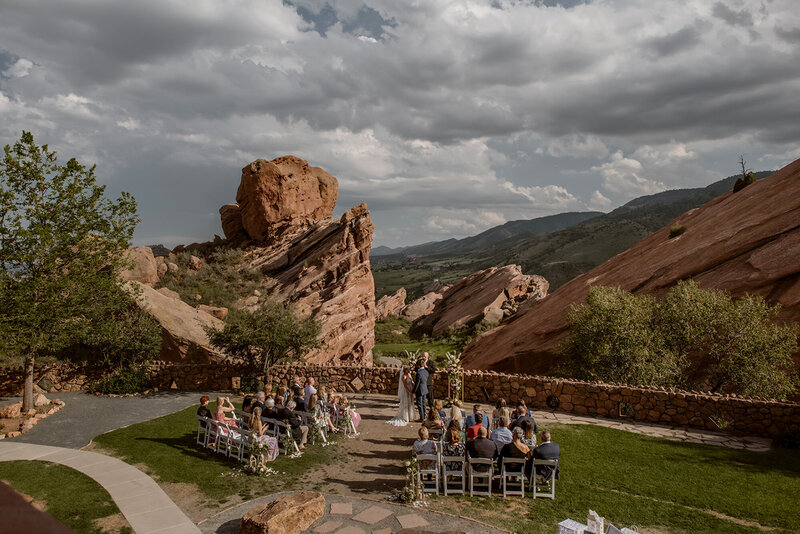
[[1, 362, 798, 440]]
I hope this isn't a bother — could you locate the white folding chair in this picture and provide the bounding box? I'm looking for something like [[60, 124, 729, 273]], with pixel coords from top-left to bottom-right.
[[234, 429, 254, 462], [216, 423, 235, 456], [468, 457, 494, 497], [500, 457, 526, 497], [531, 459, 558, 499], [206, 420, 222, 452], [416, 454, 440, 494], [428, 428, 444, 443], [233, 409, 250, 429], [196, 415, 211, 446], [273, 420, 300, 455], [441, 456, 466, 495]]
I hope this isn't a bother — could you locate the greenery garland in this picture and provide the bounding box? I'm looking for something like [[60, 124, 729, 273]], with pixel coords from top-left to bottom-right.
[[444, 351, 463, 400], [282, 419, 298, 455]]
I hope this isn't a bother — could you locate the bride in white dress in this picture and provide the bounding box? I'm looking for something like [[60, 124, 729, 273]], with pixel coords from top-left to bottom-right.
[[387, 367, 415, 426]]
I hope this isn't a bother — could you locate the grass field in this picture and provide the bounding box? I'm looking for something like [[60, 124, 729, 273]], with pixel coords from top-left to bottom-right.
[[425, 423, 800, 534], [92, 405, 342, 510], [0, 460, 132, 534]]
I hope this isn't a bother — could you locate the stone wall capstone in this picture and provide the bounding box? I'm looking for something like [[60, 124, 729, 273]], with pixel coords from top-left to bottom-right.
[[1, 363, 798, 440]]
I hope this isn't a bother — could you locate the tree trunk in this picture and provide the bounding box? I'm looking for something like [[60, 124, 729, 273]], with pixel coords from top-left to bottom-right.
[[22, 355, 35, 413]]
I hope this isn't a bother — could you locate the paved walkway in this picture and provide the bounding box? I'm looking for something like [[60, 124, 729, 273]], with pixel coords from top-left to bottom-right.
[[1, 390, 214, 449], [0, 441, 200, 534], [199, 493, 510, 534]]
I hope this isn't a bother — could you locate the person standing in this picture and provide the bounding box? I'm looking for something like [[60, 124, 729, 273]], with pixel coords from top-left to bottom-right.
[[422, 351, 436, 409], [413, 359, 429, 422], [303, 377, 317, 407]]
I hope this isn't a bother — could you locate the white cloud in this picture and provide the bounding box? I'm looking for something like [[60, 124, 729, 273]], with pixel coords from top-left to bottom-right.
[[593, 151, 668, 198], [588, 190, 612, 211], [4, 58, 33, 78]]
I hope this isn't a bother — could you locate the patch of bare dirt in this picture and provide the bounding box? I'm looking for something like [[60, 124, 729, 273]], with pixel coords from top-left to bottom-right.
[[92, 512, 132, 534]]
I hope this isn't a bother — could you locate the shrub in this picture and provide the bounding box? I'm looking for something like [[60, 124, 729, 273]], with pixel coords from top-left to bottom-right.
[[240, 374, 264, 393], [669, 224, 686, 238], [88, 365, 151, 395], [561, 281, 798, 398]]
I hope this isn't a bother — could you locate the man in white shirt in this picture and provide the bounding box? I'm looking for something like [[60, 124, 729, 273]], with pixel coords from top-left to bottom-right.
[[304, 377, 317, 407], [490, 416, 513, 445]]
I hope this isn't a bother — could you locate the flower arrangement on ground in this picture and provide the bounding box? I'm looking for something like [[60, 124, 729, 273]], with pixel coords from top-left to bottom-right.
[[245, 439, 278, 477], [398, 453, 424, 504]]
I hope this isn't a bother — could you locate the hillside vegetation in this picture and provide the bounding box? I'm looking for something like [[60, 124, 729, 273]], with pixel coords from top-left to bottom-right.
[[372, 171, 772, 299]]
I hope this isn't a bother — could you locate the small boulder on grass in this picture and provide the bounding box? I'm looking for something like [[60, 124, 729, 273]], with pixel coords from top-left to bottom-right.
[[239, 491, 324, 534]]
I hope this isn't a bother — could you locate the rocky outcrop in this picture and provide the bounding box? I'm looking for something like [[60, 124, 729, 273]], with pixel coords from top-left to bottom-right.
[[400, 291, 445, 322], [233, 156, 338, 242], [214, 157, 375, 366], [376, 288, 407, 320], [462, 157, 800, 374], [239, 491, 324, 534], [119, 246, 158, 286], [220, 203, 247, 243], [127, 281, 225, 363], [413, 265, 549, 337]]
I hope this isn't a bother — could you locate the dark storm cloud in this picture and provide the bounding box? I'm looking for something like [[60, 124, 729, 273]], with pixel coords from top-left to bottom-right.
[[644, 24, 703, 57], [712, 2, 754, 27], [775, 25, 800, 43]]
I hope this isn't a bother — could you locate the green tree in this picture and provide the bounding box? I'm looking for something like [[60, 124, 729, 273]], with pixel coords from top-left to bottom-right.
[[561, 281, 798, 399], [206, 301, 321, 377], [560, 286, 686, 387], [0, 131, 140, 411]]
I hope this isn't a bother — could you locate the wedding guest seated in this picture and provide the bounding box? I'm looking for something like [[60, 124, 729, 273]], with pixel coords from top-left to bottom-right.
[[490, 416, 513, 446], [499, 427, 532, 475], [241, 394, 254, 413], [275, 386, 287, 407], [510, 403, 537, 434], [413, 427, 438, 469], [308, 393, 338, 433], [511, 401, 532, 420], [435, 399, 447, 420], [252, 391, 266, 413], [533, 430, 560, 481], [304, 377, 317, 406], [340, 396, 361, 430], [442, 423, 466, 470], [520, 419, 536, 448], [262, 397, 278, 429], [447, 400, 464, 428], [423, 405, 445, 431], [492, 399, 511, 429], [466, 426, 496, 471], [248, 407, 279, 461], [292, 385, 307, 412], [197, 395, 212, 427], [213, 396, 238, 427], [277, 399, 309, 450], [464, 404, 490, 430], [466, 413, 485, 441]]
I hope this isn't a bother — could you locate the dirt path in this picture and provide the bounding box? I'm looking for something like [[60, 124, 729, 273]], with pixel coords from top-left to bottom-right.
[[306, 394, 418, 497]]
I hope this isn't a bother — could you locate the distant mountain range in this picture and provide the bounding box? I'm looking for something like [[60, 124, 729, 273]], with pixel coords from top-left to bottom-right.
[[371, 170, 773, 299], [371, 211, 602, 257]]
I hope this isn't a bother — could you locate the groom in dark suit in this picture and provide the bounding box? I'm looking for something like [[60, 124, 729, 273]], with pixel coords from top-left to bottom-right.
[[413, 359, 429, 422]]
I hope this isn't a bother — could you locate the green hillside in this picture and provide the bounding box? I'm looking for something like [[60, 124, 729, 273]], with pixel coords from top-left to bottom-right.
[[372, 171, 773, 300]]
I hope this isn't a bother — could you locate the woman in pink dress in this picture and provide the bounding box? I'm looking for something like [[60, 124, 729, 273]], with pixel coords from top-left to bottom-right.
[[248, 407, 279, 461], [214, 396, 238, 428]]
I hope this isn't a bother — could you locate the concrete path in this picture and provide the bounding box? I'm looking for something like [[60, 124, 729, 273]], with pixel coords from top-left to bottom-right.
[[1, 390, 213, 449], [0, 441, 200, 534], [199, 492, 510, 534]]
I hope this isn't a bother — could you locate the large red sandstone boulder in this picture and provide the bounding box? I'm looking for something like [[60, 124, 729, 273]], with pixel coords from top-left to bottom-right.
[[462, 158, 800, 374], [127, 282, 225, 363], [119, 246, 158, 286], [401, 291, 445, 322], [220, 203, 247, 243], [376, 288, 407, 320], [249, 203, 376, 365], [238, 491, 324, 534], [414, 265, 549, 337], [236, 156, 338, 242]]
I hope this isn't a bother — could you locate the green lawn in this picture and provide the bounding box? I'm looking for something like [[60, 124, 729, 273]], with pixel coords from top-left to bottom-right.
[[0, 460, 132, 534], [92, 406, 342, 509], [426, 423, 800, 534], [373, 316, 459, 365]]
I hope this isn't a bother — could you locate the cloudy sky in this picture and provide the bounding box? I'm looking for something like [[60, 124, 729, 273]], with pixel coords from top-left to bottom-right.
[[1, 0, 799, 248]]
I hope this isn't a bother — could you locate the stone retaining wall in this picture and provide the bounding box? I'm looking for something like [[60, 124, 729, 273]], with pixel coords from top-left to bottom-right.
[[1, 362, 798, 440]]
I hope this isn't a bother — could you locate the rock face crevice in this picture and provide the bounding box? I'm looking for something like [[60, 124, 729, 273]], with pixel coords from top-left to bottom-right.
[[462, 157, 800, 374]]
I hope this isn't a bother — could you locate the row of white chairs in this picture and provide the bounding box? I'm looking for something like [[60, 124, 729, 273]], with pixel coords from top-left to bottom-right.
[[415, 452, 558, 499], [196, 415, 301, 462]]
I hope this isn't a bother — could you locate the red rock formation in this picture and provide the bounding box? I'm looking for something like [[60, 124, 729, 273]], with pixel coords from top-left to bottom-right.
[[235, 156, 338, 242], [119, 246, 158, 286], [401, 291, 445, 322], [462, 158, 800, 373], [376, 288, 407, 320], [414, 265, 548, 337]]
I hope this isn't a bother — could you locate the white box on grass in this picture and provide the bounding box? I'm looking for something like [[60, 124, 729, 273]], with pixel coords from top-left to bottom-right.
[[558, 519, 587, 534]]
